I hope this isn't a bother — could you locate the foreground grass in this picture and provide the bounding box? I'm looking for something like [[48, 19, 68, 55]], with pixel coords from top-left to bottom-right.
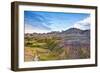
[[24, 47, 60, 61], [24, 37, 90, 61]]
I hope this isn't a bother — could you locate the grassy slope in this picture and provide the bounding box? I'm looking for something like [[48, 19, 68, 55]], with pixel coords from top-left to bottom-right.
[[24, 47, 60, 61]]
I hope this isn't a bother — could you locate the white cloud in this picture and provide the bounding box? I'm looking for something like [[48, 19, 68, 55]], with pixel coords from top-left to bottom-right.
[[73, 16, 91, 30], [25, 24, 51, 33]]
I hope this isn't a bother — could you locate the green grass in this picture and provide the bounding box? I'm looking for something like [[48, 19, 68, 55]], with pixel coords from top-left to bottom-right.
[[39, 53, 59, 61], [24, 37, 90, 61]]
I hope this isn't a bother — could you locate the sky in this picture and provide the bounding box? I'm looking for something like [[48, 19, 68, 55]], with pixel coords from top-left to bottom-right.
[[24, 11, 90, 33]]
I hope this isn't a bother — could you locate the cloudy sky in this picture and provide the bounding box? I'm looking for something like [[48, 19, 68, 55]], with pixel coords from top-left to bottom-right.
[[24, 11, 90, 33]]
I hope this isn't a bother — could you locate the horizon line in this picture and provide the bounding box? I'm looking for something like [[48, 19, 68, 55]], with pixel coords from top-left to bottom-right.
[[25, 27, 90, 34]]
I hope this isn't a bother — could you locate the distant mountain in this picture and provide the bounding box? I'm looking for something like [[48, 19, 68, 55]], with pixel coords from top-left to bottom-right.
[[61, 28, 90, 35], [25, 28, 90, 36], [25, 28, 90, 44], [62, 28, 82, 34], [81, 30, 90, 36]]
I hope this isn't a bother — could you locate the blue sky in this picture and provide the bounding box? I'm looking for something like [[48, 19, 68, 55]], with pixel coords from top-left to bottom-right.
[[24, 11, 90, 33]]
